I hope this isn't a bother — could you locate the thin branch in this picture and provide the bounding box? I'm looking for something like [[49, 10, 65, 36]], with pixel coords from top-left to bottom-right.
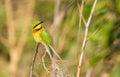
[[54, 0, 60, 15], [43, 43, 64, 77], [76, 0, 98, 77], [52, 0, 73, 27], [75, 1, 85, 75], [49, 45, 63, 62], [76, 0, 85, 56], [43, 44, 56, 77], [30, 41, 65, 77], [30, 43, 40, 77], [42, 51, 50, 73], [53, 0, 62, 26], [87, 28, 99, 40], [82, 15, 87, 25], [33, 71, 39, 77], [78, 1, 87, 25], [86, 68, 92, 77], [85, 0, 98, 28]]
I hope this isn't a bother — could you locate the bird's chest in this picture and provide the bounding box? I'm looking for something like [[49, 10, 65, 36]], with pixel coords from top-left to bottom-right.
[[32, 30, 43, 42]]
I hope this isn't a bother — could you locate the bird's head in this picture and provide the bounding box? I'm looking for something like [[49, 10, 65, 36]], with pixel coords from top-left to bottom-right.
[[32, 21, 43, 30]]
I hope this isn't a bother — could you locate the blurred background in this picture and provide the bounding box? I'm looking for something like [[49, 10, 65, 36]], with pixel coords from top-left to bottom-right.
[[0, 0, 120, 77]]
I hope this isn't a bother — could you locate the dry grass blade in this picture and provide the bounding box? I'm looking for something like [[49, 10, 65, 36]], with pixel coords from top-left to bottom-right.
[[76, 0, 98, 77], [42, 51, 50, 73]]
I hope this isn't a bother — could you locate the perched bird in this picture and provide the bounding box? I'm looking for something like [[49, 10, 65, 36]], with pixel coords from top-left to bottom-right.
[[32, 21, 62, 60], [30, 21, 63, 77]]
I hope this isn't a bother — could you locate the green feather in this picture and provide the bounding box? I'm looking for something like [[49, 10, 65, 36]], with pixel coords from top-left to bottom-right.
[[40, 28, 53, 46], [40, 28, 63, 61], [32, 21, 40, 28]]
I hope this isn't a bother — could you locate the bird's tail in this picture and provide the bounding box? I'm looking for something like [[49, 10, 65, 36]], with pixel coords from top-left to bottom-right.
[[49, 45, 63, 62], [49, 45, 69, 73]]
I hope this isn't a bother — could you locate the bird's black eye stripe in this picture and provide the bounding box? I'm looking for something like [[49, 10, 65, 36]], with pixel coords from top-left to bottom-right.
[[33, 21, 44, 29], [35, 26, 43, 31]]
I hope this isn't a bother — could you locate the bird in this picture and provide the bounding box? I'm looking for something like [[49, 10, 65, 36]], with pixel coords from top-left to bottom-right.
[[30, 21, 63, 77], [32, 21, 62, 60]]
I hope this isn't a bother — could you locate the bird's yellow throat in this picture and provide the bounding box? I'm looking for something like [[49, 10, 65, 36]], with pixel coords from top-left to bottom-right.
[[32, 24, 43, 42]]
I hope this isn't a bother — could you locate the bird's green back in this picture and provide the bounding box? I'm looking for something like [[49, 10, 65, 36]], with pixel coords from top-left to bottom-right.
[[40, 28, 53, 46]]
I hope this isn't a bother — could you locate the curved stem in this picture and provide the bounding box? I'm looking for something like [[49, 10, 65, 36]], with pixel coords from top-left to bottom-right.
[[30, 43, 40, 77], [76, 0, 98, 77], [42, 51, 50, 73]]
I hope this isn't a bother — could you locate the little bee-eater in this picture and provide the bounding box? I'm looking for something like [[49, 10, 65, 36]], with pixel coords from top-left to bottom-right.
[[30, 21, 63, 77], [32, 21, 62, 60]]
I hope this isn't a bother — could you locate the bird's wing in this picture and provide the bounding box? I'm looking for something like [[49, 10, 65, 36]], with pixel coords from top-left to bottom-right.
[[40, 28, 53, 46]]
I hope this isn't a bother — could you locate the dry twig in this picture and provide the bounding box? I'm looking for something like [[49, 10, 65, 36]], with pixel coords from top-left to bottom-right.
[[30, 43, 40, 77], [76, 0, 98, 77], [30, 42, 64, 77]]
